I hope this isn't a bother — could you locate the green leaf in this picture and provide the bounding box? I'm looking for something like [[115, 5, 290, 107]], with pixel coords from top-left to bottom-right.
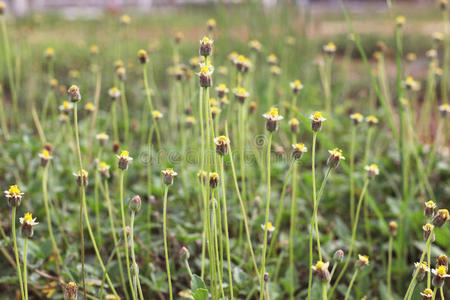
[[190, 274, 206, 293], [192, 288, 209, 300]]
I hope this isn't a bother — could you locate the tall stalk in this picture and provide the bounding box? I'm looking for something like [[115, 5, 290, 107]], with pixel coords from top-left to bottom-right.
[[259, 132, 273, 300], [344, 269, 359, 300], [349, 126, 356, 227], [130, 211, 144, 300], [307, 132, 318, 300], [162, 185, 173, 300], [1, 16, 18, 125], [387, 235, 393, 300], [23, 237, 28, 300], [11, 207, 24, 299], [142, 65, 162, 149]]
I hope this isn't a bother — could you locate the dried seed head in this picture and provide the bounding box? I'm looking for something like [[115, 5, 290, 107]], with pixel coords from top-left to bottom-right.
[[112, 141, 120, 153], [64, 282, 78, 300], [248, 101, 257, 114], [310, 111, 326, 132], [432, 209, 449, 227]]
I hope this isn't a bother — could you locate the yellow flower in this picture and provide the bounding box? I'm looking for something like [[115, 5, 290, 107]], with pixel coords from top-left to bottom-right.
[[358, 254, 369, 265], [311, 111, 326, 122], [39, 149, 51, 159], [366, 115, 379, 125], [44, 47, 55, 58], [293, 143, 308, 153], [267, 53, 278, 65], [420, 288, 433, 298], [152, 110, 163, 119], [249, 39, 262, 52], [120, 14, 131, 25], [396, 15, 405, 26], [261, 221, 275, 233], [350, 113, 364, 124], [364, 164, 379, 176], [90, 44, 99, 55], [263, 107, 283, 121], [20, 212, 38, 226], [207, 18, 216, 30], [8, 185, 22, 196], [84, 102, 95, 112], [323, 42, 336, 53]]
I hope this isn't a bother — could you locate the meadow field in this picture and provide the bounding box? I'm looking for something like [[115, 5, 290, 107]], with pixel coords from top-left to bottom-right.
[[0, 1, 448, 299]]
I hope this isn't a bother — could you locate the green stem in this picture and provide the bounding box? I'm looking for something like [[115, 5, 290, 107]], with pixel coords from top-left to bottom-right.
[[289, 160, 297, 300], [23, 237, 28, 300], [225, 122, 260, 277], [105, 180, 130, 300], [112, 101, 119, 143], [307, 132, 318, 300], [1, 17, 18, 125], [322, 281, 328, 300], [349, 126, 356, 227], [42, 164, 62, 275], [220, 157, 234, 299], [142, 65, 162, 150], [344, 269, 358, 300], [120, 170, 137, 300], [259, 132, 273, 300], [12, 207, 24, 299], [328, 179, 370, 298], [387, 236, 393, 300], [130, 211, 144, 300], [120, 81, 130, 146], [163, 186, 173, 300]]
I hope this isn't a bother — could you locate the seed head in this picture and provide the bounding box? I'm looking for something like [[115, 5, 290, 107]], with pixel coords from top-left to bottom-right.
[[327, 148, 345, 168], [263, 107, 283, 132]]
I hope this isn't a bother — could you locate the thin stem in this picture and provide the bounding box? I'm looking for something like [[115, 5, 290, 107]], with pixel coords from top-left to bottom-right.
[[73, 102, 87, 300], [105, 179, 130, 300], [344, 269, 358, 300], [1, 17, 18, 125], [387, 236, 393, 300], [259, 133, 273, 300], [163, 186, 173, 300], [23, 237, 28, 300], [120, 81, 130, 146], [307, 132, 318, 300], [120, 170, 137, 300], [42, 164, 62, 275], [220, 157, 234, 300], [142, 65, 161, 150], [130, 211, 144, 300], [329, 179, 370, 298], [349, 126, 356, 227], [12, 207, 24, 299], [322, 281, 328, 300], [225, 122, 260, 278]]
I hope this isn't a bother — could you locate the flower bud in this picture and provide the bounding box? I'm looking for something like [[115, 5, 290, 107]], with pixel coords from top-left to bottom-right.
[[423, 223, 435, 242], [180, 246, 190, 260], [424, 200, 436, 218], [292, 143, 307, 160], [389, 221, 398, 236], [74, 170, 89, 186], [112, 141, 120, 153], [20, 212, 38, 238], [64, 282, 78, 300], [432, 266, 448, 288], [333, 249, 344, 263], [129, 195, 142, 213], [356, 254, 369, 268], [264, 272, 269, 282], [289, 118, 299, 133], [414, 262, 429, 281], [138, 49, 149, 64], [436, 255, 448, 270]]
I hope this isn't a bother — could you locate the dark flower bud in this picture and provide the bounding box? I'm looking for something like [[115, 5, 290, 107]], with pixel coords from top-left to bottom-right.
[[249, 101, 257, 114], [199, 36, 213, 57], [162, 168, 177, 185], [67, 85, 81, 103], [423, 224, 435, 242], [424, 200, 436, 218], [389, 221, 398, 236], [214, 136, 230, 156], [138, 49, 149, 64], [209, 172, 219, 189], [432, 209, 449, 228], [74, 170, 89, 186], [112, 141, 120, 153], [436, 255, 448, 270]]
